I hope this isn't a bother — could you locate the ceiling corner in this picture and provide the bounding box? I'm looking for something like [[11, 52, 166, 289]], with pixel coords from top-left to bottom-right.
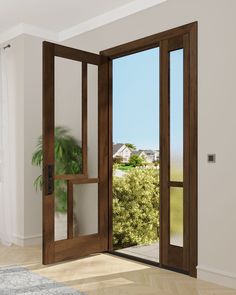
[[0, 0, 167, 44]]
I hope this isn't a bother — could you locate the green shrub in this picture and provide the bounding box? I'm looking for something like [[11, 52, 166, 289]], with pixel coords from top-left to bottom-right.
[[113, 168, 159, 249], [125, 143, 136, 150], [113, 156, 123, 164], [128, 154, 145, 167]]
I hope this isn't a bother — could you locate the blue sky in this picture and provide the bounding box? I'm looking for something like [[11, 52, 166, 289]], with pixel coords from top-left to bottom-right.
[[113, 48, 159, 150], [112, 47, 183, 152]]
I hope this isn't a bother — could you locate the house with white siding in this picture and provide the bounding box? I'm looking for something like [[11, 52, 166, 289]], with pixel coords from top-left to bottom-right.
[[113, 143, 132, 163]]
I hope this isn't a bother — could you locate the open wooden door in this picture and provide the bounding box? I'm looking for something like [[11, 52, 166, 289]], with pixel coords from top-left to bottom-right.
[[42, 42, 109, 264]]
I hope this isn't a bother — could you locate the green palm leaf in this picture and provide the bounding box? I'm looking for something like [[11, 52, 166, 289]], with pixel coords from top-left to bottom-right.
[[32, 126, 82, 212]]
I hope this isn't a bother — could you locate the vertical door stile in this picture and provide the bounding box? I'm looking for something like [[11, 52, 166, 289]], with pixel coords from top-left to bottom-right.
[[183, 33, 190, 271], [189, 24, 198, 277], [98, 55, 110, 249], [43, 42, 55, 264], [67, 180, 74, 239], [160, 39, 170, 267], [107, 59, 113, 251], [82, 62, 88, 177]]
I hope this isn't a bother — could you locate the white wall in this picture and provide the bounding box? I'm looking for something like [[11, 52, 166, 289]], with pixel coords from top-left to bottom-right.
[[60, 0, 236, 288], [0, 35, 44, 246], [2, 0, 236, 288], [1, 36, 25, 245], [23, 35, 43, 245]]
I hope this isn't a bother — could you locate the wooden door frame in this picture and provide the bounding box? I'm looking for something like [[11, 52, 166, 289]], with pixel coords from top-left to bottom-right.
[[100, 22, 198, 277]]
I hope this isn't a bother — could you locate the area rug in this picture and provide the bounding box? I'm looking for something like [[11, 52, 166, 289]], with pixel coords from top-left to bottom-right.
[[0, 265, 84, 294]]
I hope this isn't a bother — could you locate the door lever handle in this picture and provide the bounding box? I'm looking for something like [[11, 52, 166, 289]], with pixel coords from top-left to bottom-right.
[[45, 164, 54, 195]]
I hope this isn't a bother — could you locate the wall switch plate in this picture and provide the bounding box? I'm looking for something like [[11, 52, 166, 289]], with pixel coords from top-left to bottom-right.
[[208, 154, 216, 163]]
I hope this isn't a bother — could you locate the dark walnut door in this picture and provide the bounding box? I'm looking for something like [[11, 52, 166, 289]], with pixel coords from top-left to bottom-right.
[[42, 42, 109, 264]]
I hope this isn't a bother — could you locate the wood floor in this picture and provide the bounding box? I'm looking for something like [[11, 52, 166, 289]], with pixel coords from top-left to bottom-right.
[[0, 244, 235, 295]]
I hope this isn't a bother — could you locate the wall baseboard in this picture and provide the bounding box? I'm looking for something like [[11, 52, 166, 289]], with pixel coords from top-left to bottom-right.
[[197, 265, 236, 289], [12, 234, 42, 247]]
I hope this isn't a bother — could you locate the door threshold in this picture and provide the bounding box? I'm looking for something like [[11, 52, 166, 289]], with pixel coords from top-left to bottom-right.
[[107, 251, 189, 276]]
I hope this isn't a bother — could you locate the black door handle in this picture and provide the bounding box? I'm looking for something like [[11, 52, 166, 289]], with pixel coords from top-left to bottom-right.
[[45, 164, 54, 195]]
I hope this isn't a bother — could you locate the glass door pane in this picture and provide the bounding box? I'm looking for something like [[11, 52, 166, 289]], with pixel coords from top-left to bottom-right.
[[54, 57, 82, 241], [169, 49, 184, 247], [73, 183, 98, 236], [170, 187, 183, 246], [170, 49, 184, 182]]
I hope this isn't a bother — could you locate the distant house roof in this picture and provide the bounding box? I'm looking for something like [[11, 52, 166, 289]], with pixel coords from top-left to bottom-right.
[[131, 150, 146, 157], [140, 150, 154, 155], [113, 144, 159, 158], [140, 150, 159, 156], [113, 143, 125, 155]]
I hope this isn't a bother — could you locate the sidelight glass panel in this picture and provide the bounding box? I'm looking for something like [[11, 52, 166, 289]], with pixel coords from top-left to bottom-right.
[[170, 187, 183, 247], [54, 57, 82, 241], [170, 49, 184, 181], [73, 183, 98, 236]]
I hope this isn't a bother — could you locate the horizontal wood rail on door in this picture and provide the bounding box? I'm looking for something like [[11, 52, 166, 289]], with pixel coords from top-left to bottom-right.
[[54, 175, 99, 183], [169, 181, 184, 188], [54, 43, 101, 65]]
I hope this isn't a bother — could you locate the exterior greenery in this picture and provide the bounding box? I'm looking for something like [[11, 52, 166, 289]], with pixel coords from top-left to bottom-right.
[[125, 143, 136, 150], [115, 163, 134, 172], [128, 154, 145, 167], [32, 126, 82, 212], [113, 168, 159, 249], [113, 156, 123, 164]]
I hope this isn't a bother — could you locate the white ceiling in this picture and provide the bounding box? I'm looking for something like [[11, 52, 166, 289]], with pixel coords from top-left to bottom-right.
[[0, 0, 167, 43], [0, 0, 134, 33]]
